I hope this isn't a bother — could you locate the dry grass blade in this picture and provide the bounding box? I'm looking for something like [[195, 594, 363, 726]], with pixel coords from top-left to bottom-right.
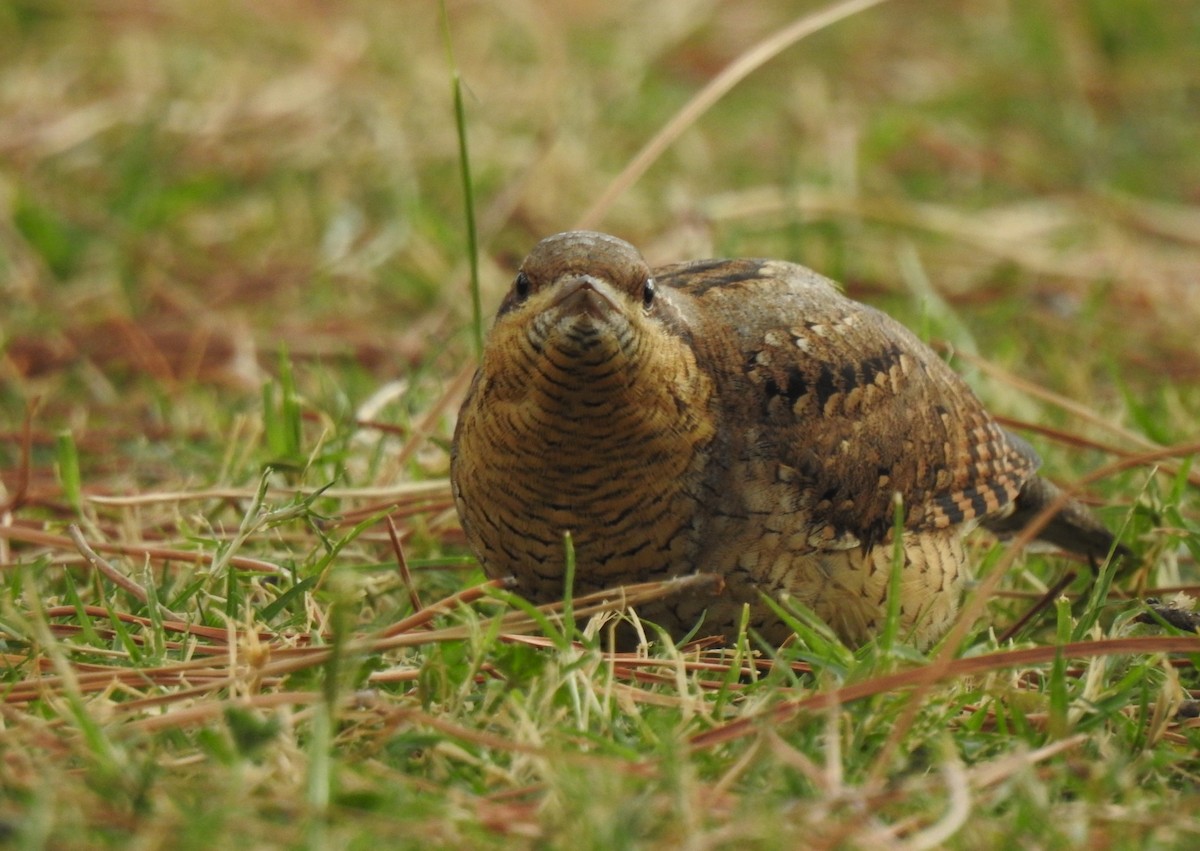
[[995, 569, 1077, 644], [690, 635, 1200, 750], [0, 402, 35, 516], [952, 349, 1200, 486], [6, 575, 728, 721], [375, 573, 724, 649], [387, 514, 424, 615], [39, 605, 268, 644], [376, 577, 511, 637], [1, 524, 284, 574], [84, 480, 452, 507], [967, 735, 1090, 791], [379, 362, 475, 477], [575, 0, 893, 229], [66, 524, 184, 620]]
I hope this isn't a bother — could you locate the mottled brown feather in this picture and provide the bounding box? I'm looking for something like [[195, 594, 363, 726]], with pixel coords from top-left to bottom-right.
[[451, 231, 1125, 648]]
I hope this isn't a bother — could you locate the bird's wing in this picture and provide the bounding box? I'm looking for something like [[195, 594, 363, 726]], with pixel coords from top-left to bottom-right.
[[657, 258, 1041, 549]]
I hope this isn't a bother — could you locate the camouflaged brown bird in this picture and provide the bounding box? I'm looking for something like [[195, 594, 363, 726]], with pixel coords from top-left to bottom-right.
[[451, 231, 1126, 648]]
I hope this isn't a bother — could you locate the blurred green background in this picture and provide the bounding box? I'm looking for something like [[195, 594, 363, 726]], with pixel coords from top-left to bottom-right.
[[4, 1, 1198, 453]]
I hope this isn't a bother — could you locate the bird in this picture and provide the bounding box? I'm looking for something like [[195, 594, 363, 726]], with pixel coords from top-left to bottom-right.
[[450, 230, 1127, 648]]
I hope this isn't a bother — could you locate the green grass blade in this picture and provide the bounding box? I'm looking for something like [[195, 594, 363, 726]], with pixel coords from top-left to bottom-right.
[[440, 0, 483, 358], [55, 430, 83, 514]]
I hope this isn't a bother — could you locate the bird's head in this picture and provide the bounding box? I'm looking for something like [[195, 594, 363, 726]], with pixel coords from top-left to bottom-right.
[[481, 231, 695, 397]]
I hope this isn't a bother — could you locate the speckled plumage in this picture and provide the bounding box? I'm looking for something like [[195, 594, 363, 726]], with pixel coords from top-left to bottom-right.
[[450, 231, 1124, 647]]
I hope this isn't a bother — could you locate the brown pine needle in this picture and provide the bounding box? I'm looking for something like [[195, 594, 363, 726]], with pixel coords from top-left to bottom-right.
[[689, 635, 1200, 751], [387, 514, 424, 616], [2, 524, 284, 574], [67, 524, 184, 621]]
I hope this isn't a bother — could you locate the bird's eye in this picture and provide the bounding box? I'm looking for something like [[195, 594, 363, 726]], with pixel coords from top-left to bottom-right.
[[642, 278, 656, 309], [514, 271, 531, 300]]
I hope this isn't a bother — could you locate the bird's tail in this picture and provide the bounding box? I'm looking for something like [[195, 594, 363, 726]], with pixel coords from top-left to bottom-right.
[[983, 475, 1130, 562]]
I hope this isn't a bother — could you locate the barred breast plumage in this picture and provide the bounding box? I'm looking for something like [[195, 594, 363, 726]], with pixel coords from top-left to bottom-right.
[[450, 231, 1125, 648]]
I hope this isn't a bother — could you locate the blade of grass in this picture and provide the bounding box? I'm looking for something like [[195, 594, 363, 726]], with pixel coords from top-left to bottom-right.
[[56, 429, 83, 514], [441, 0, 482, 358], [561, 531, 576, 649], [1048, 595, 1072, 738], [576, 0, 895, 229]]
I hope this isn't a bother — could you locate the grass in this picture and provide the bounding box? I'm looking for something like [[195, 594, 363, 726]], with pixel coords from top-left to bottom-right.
[[2, 0, 1199, 847]]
